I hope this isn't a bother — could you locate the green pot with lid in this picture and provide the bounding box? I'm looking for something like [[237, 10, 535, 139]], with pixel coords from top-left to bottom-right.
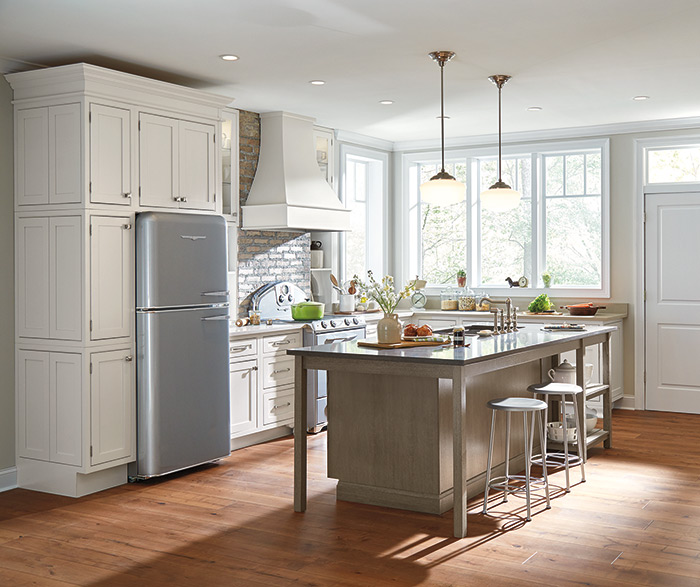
[[291, 301, 325, 320]]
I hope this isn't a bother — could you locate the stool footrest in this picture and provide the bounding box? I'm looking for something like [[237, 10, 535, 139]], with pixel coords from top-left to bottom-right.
[[531, 452, 584, 468], [486, 474, 548, 495]]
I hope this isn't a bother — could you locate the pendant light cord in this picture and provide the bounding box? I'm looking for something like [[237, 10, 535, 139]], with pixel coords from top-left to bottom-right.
[[497, 82, 502, 183], [440, 61, 446, 173]]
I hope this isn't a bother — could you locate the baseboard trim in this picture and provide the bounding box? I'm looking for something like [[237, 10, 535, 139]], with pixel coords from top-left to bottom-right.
[[615, 396, 637, 410], [0, 467, 18, 492]]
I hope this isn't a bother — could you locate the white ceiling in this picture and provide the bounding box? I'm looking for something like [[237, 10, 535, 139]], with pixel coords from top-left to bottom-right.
[[2, 0, 700, 142]]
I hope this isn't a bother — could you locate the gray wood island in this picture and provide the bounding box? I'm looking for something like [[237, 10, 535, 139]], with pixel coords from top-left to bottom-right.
[[289, 325, 616, 538]]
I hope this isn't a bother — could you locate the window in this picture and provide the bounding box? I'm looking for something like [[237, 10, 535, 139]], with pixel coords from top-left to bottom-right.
[[404, 138, 609, 296], [647, 145, 700, 184], [339, 145, 388, 282]]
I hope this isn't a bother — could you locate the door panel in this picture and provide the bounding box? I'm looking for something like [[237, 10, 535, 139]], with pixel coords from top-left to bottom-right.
[[17, 217, 49, 338], [90, 104, 131, 205], [230, 359, 257, 436], [646, 192, 700, 412], [91, 216, 132, 340], [139, 113, 178, 208], [90, 349, 133, 465], [17, 108, 49, 205], [179, 121, 216, 211], [49, 104, 81, 204], [50, 353, 82, 466], [17, 350, 50, 461], [50, 216, 82, 340], [135, 307, 230, 477]]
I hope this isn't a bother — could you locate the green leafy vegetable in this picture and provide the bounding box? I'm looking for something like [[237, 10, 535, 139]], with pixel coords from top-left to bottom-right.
[[528, 293, 553, 313]]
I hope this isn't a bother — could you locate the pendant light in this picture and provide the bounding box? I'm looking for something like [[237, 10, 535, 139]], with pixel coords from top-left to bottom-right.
[[480, 74, 521, 212], [420, 51, 466, 206]]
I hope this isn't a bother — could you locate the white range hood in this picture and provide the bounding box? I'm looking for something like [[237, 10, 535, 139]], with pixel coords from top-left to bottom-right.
[[242, 111, 351, 232]]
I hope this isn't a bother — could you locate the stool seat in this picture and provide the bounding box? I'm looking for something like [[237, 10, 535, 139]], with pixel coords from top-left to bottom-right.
[[487, 397, 547, 412], [527, 382, 582, 395]]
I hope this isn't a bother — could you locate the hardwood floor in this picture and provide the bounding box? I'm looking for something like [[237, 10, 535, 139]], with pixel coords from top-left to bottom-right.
[[2, 410, 700, 586]]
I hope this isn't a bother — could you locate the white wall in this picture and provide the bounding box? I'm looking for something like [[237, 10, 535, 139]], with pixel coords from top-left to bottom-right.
[[0, 76, 14, 470]]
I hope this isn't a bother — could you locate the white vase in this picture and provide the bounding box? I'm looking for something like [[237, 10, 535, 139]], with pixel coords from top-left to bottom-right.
[[377, 313, 402, 344]]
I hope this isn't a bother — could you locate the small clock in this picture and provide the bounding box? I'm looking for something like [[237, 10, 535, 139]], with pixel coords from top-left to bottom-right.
[[411, 290, 427, 309], [518, 276, 529, 288]]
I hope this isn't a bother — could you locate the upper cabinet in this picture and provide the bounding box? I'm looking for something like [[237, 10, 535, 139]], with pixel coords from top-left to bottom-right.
[[139, 113, 216, 211], [313, 125, 335, 189], [16, 104, 81, 206], [221, 108, 240, 220], [89, 104, 132, 205]]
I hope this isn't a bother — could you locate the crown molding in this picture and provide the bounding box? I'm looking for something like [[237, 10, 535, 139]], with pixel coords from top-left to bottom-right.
[[335, 129, 394, 152]]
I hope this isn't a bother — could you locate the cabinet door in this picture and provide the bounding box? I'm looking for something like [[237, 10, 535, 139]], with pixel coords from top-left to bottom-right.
[[179, 120, 216, 211], [16, 108, 49, 205], [50, 353, 82, 466], [90, 349, 134, 466], [48, 104, 81, 204], [139, 113, 178, 208], [49, 216, 82, 340], [17, 217, 49, 338], [17, 350, 50, 461], [90, 216, 132, 340], [90, 104, 131, 205], [230, 359, 258, 436]]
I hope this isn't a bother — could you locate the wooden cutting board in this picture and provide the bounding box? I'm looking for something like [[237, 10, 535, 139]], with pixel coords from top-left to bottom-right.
[[357, 339, 455, 349]]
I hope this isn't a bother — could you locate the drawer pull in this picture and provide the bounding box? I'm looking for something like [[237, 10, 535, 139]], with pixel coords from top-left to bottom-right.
[[273, 401, 291, 410], [271, 339, 292, 347], [230, 344, 251, 353], [123, 192, 131, 198], [272, 367, 291, 375]]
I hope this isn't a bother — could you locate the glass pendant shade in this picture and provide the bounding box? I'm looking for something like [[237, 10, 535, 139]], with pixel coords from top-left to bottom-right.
[[421, 174, 466, 205]]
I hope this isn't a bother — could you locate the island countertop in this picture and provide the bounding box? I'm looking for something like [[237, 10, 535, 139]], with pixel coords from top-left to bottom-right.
[[288, 324, 617, 366]]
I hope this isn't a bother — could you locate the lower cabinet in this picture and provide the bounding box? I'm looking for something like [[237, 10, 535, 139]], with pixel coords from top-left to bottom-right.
[[230, 358, 257, 436]]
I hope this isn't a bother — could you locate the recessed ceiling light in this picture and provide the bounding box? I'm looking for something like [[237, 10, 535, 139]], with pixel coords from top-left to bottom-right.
[[528, 106, 542, 111], [633, 95, 650, 101], [379, 100, 394, 105], [309, 80, 325, 85], [220, 54, 239, 61]]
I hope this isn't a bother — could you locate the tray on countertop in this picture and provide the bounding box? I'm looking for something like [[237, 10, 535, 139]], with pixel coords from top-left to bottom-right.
[[358, 338, 456, 349]]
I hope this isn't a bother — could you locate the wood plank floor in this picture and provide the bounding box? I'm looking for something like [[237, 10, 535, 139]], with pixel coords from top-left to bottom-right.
[[2, 410, 700, 586]]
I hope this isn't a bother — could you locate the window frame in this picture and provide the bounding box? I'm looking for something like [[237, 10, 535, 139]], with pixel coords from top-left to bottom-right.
[[400, 137, 610, 298]]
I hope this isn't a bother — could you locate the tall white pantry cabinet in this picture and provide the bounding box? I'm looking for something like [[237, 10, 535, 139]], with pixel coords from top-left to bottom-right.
[[7, 64, 233, 497]]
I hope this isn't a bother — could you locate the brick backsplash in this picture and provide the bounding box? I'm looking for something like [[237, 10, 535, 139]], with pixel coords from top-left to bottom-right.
[[237, 110, 311, 317]]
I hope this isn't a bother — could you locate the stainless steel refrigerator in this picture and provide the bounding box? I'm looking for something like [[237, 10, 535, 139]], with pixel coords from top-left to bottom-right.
[[130, 212, 231, 480]]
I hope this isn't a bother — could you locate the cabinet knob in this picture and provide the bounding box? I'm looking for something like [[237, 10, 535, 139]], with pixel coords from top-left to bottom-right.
[[173, 196, 181, 202], [181, 196, 188, 203], [123, 192, 131, 198], [125, 355, 133, 362], [123, 224, 132, 230], [251, 365, 258, 371]]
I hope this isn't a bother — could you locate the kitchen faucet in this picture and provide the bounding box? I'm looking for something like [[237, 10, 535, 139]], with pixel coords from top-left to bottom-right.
[[479, 297, 514, 333]]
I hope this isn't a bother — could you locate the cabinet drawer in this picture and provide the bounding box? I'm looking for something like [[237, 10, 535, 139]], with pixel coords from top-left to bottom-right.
[[229, 337, 257, 360], [263, 332, 302, 355], [262, 389, 294, 426], [263, 355, 295, 389]]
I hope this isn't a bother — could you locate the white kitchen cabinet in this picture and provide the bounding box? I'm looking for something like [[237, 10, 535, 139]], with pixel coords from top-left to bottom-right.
[[221, 108, 239, 219], [230, 357, 257, 436], [16, 104, 81, 206], [90, 215, 132, 340], [17, 215, 82, 341], [262, 389, 294, 426], [139, 113, 216, 211], [313, 125, 335, 189], [89, 103, 132, 205], [17, 350, 82, 466], [90, 349, 134, 466], [263, 355, 295, 389]]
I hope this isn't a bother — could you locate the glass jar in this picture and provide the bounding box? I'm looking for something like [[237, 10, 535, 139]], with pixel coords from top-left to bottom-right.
[[458, 287, 476, 311], [440, 287, 459, 311], [476, 292, 490, 312]]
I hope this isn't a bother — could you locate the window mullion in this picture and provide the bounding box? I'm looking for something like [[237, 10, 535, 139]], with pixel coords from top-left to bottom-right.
[[531, 152, 539, 287]]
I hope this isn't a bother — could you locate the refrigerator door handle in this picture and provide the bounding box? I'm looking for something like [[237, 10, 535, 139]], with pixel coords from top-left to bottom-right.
[[201, 291, 230, 297], [200, 315, 230, 322]]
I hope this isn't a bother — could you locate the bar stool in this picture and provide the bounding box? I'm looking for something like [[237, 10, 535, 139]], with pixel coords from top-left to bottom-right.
[[482, 397, 550, 522], [528, 382, 586, 492]]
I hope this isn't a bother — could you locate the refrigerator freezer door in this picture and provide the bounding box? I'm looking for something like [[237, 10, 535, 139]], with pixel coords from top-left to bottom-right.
[[134, 306, 230, 478], [136, 212, 228, 308]]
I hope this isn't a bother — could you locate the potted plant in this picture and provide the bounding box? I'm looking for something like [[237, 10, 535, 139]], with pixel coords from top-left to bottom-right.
[[541, 271, 552, 288], [457, 269, 467, 288]]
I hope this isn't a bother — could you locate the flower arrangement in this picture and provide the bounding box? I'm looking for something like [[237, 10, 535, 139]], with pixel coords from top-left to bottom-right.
[[352, 271, 415, 315]]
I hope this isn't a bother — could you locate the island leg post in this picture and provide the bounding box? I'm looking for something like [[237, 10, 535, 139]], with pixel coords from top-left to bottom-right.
[[294, 356, 308, 512], [452, 366, 467, 538], [603, 333, 612, 448]]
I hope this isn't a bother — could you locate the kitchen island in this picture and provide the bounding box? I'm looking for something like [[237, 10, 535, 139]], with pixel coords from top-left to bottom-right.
[[289, 325, 615, 538]]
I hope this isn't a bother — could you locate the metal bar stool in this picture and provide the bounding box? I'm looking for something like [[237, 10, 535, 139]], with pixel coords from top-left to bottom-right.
[[482, 397, 550, 522], [528, 382, 586, 492]]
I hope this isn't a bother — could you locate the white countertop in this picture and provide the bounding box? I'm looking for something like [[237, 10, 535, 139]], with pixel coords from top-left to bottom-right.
[[412, 309, 627, 322], [229, 322, 303, 339]]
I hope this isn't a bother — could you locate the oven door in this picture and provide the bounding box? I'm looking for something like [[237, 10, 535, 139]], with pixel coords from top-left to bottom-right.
[[307, 326, 366, 433]]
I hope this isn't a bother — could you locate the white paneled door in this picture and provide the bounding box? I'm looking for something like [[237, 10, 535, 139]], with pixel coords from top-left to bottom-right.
[[645, 191, 700, 412]]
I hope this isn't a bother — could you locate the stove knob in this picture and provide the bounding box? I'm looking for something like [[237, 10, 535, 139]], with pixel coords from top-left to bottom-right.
[[320, 321, 328, 329], [353, 317, 359, 325], [330, 320, 337, 328], [288, 294, 293, 302], [278, 295, 285, 304], [344, 318, 351, 326]]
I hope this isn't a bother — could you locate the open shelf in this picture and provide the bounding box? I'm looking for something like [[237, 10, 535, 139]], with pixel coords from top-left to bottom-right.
[[547, 428, 609, 451], [585, 383, 609, 401]]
